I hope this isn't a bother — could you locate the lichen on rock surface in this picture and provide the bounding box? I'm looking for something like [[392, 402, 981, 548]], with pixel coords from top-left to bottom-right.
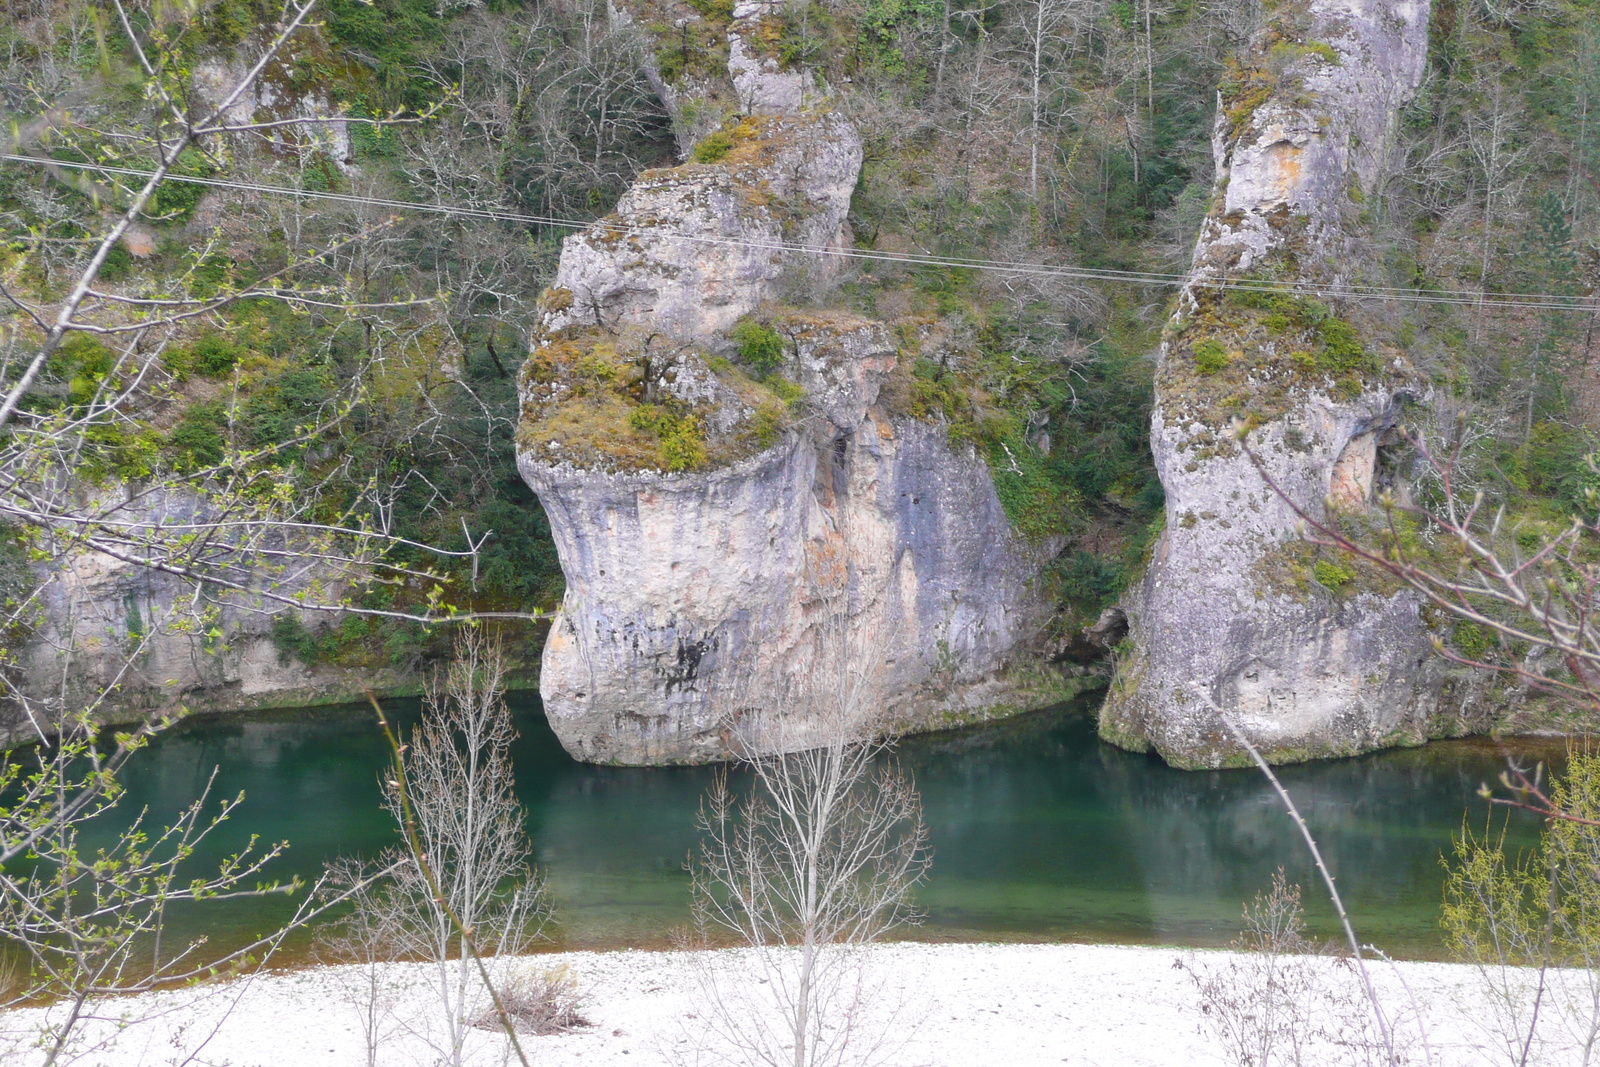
[[1100, 0, 1498, 769], [517, 39, 1065, 765]]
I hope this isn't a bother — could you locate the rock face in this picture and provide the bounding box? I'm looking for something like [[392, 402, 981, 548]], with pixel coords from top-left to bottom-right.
[[4, 491, 420, 747], [0, 35, 404, 743], [523, 351, 1057, 764], [1189, 1, 1431, 283], [625, 0, 827, 158], [517, 43, 1065, 764], [1100, 0, 1495, 768], [193, 40, 354, 171], [542, 111, 859, 346]]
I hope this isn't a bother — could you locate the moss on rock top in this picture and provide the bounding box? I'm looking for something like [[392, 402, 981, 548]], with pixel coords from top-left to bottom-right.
[[518, 324, 802, 475]]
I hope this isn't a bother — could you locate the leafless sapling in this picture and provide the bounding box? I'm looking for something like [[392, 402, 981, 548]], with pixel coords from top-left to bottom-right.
[[687, 589, 931, 1067], [369, 629, 550, 1067]]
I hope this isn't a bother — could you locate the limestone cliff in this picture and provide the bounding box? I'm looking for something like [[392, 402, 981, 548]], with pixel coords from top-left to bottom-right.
[[1100, 0, 1495, 768], [0, 44, 403, 742], [516, 32, 1066, 764], [539, 109, 859, 346], [2, 491, 422, 747]]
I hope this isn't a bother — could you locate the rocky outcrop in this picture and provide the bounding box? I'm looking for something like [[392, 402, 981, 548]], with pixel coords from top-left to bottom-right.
[[522, 335, 1061, 764], [1100, 0, 1496, 768], [625, 0, 827, 157], [2, 491, 429, 747], [517, 38, 1067, 764], [193, 33, 355, 171], [726, 1, 819, 114], [541, 110, 859, 346], [0, 43, 416, 742]]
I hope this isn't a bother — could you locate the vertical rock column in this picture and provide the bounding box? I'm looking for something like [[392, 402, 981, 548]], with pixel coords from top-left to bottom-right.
[[516, 25, 1065, 765], [1101, 0, 1491, 767]]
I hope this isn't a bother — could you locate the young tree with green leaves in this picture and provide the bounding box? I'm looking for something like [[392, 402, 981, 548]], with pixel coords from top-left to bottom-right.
[[0, 3, 542, 1061]]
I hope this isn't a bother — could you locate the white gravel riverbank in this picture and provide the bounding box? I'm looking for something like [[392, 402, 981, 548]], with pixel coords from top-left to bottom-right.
[[0, 941, 1566, 1066]]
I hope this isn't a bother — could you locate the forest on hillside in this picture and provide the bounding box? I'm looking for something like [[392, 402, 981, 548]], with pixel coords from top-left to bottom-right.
[[2, 0, 1597, 668]]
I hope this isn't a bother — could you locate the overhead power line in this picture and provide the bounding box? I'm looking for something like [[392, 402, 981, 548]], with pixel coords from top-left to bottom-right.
[[4, 152, 1597, 315]]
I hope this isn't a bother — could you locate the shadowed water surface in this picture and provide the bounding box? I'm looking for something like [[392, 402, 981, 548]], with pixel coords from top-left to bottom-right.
[[94, 693, 1551, 963]]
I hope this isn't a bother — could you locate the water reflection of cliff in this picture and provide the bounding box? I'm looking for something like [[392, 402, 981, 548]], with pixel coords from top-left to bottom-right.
[[514, 738, 704, 949], [904, 697, 1546, 955]]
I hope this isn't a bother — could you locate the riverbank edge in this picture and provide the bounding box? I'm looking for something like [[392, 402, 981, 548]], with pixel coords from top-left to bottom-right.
[[0, 666, 543, 750], [2, 661, 1107, 760], [18, 663, 1581, 772], [0, 940, 1533, 1067]]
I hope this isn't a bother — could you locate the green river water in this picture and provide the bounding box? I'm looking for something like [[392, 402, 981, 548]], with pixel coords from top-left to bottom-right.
[[97, 692, 1552, 963]]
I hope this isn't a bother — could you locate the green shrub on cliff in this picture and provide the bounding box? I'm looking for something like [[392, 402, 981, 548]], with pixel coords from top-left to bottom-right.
[[766, 377, 804, 405], [772, 1, 831, 68], [692, 130, 736, 164], [1506, 422, 1600, 514], [1312, 559, 1354, 591], [166, 334, 243, 381], [1315, 317, 1367, 373], [1193, 339, 1228, 375], [1053, 551, 1126, 613], [148, 147, 212, 221], [685, 0, 735, 23], [660, 418, 709, 472], [629, 403, 672, 435], [988, 431, 1073, 542], [237, 366, 335, 452], [629, 404, 710, 472], [732, 318, 786, 377], [167, 403, 229, 470], [1452, 621, 1493, 660], [1222, 289, 1377, 378], [753, 401, 787, 448], [47, 335, 114, 407]]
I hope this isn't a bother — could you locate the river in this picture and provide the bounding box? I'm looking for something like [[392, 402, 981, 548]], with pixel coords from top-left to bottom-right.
[[98, 692, 1550, 963]]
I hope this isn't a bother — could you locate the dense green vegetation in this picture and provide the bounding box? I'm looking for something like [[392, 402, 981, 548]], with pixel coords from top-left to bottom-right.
[[1388, 0, 1600, 514], [0, 0, 686, 669]]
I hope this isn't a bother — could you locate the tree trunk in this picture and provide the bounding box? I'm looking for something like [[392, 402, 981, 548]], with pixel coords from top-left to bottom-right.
[[1030, 0, 1044, 205]]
